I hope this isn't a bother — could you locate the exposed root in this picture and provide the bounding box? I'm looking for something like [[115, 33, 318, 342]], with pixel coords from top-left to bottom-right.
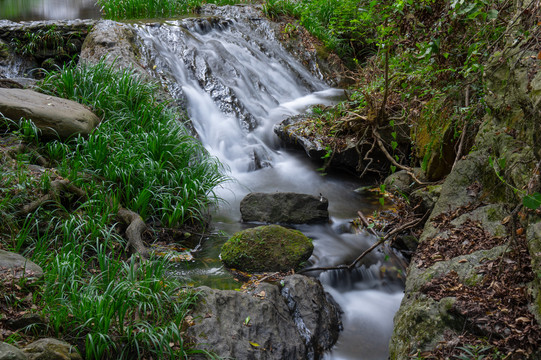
[[16, 177, 150, 259], [117, 208, 150, 259], [17, 179, 86, 216]]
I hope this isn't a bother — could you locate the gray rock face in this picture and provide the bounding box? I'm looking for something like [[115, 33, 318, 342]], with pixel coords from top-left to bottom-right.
[[0, 89, 99, 140], [80, 20, 147, 77], [240, 192, 329, 224], [187, 275, 340, 360], [0, 250, 43, 279], [23, 339, 81, 360], [0, 342, 27, 360]]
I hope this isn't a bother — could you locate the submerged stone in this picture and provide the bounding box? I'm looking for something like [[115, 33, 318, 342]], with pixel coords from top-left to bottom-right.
[[221, 225, 313, 272]]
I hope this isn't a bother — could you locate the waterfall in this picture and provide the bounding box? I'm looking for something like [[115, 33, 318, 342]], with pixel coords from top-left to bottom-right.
[[134, 6, 404, 359]]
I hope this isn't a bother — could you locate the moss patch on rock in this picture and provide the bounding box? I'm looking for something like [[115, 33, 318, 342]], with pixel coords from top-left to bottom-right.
[[220, 225, 313, 273]]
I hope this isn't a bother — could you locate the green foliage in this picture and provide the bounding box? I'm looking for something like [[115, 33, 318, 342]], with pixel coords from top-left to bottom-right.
[[9, 25, 81, 68], [38, 60, 227, 226], [99, 0, 251, 19], [454, 344, 500, 360]]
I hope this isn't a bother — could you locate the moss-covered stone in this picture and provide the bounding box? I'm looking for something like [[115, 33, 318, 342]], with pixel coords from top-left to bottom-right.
[[221, 225, 313, 272]]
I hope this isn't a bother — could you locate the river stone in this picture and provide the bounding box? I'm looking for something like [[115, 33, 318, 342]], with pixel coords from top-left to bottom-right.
[[0, 89, 99, 140], [186, 275, 340, 360], [0, 250, 43, 279], [0, 342, 27, 360], [240, 192, 329, 224], [22, 339, 81, 360], [221, 225, 313, 272]]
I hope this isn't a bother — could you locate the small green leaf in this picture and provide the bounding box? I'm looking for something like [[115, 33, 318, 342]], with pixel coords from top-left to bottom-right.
[[523, 192, 541, 210], [390, 165, 397, 173], [391, 141, 398, 150], [498, 157, 506, 170], [379, 197, 385, 206], [244, 316, 251, 325], [249, 341, 260, 347], [487, 9, 498, 20], [367, 222, 375, 229], [391, 131, 397, 139]]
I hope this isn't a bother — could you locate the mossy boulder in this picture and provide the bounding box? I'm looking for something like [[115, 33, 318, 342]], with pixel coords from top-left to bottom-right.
[[221, 225, 313, 272]]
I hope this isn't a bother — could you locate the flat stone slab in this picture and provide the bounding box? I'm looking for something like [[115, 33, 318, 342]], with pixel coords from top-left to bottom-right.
[[0, 89, 99, 140]]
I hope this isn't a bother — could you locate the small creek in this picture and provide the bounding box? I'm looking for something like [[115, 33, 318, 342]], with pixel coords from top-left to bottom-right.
[[133, 6, 405, 359], [3, 4, 406, 359]]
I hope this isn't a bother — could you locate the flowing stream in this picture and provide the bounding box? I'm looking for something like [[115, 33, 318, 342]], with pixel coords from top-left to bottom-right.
[[133, 6, 405, 359], [3, 4, 405, 358], [133, 7, 405, 359]]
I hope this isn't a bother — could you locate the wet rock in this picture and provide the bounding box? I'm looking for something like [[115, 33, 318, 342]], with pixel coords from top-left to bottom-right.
[[187, 274, 340, 360], [0, 20, 95, 79], [80, 20, 147, 77], [274, 116, 361, 174], [240, 192, 329, 224], [0, 38, 37, 79], [22, 339, 81, 360], [0, 342, 27, 360], [221, 225, 313, 272], [0, 250, 43, 279], [281, 275, 342, 356], [0, 89, 99, 140]]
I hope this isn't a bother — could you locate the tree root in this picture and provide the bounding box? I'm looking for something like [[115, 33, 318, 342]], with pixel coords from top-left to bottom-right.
[[17, 179, 86, 216], [17, 178, 150, 258], [117, 208, 150, 259]]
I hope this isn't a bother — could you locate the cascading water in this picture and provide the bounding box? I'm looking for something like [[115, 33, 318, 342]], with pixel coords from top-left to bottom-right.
[[134, 6, 405, 359]]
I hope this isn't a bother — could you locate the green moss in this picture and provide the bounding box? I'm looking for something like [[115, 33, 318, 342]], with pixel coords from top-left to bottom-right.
[[221, 225, 313, 273]]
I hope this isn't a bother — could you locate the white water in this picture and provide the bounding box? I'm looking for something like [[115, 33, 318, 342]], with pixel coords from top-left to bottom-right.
[[135, 7, 404, 359]]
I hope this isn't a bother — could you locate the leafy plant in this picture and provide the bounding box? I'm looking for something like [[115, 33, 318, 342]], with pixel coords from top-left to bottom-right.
[[38, 60, 228, 226]]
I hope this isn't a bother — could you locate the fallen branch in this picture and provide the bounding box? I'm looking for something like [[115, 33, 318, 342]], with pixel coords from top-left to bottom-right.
[[300, 214, 426, 273], [372, 127, 435, 186]]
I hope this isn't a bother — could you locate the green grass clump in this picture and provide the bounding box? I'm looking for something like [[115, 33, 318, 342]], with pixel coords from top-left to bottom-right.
[[38, 60, 227, 227], [0, 59, 227, 358], [98, 0, 252, 20]]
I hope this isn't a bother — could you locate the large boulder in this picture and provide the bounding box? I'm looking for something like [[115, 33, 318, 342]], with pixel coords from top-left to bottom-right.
[[0, 342, 26, 360], [0, 250, 43, 279], [187, 274, 341, 360], [240, 192, 329, 224], [22, 339, 81, 360], [0, 89, 99, 140], [221, 225, 313, 272]]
